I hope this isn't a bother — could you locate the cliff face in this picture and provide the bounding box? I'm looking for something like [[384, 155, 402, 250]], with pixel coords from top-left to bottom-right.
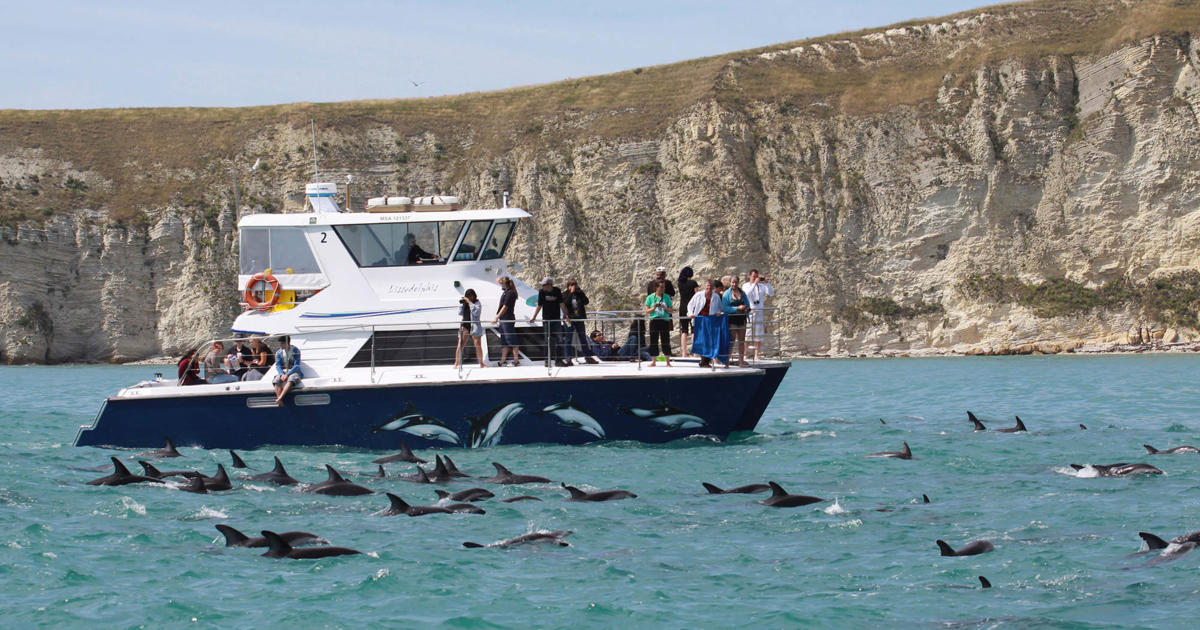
[[2, 1, 1199, 362]]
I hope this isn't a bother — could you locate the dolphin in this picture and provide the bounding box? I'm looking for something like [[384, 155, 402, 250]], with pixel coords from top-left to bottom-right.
[[425, 456, 456, 484], [967, 411, 987, 431], [620, 403, 706, 431], [374, 492, 483, 516], [561, 482, 637, 502], [248, 457, 300, 486], [214, 524, 327, 548], [979, 576, 992, 589], [372, 441, 427, 465], [875, 494, 931, 512], [1069, 462, 1163, 477], [757, 482, 825, 507], [995, 416, 1027, 433], [501, 495, 542, 503], [137, 437, 182, 459], [86, 457, 160, 486], [138, 461, 202, 480], [466, 403, 526, 448], [260, 530, 360, 559], [303, 465, 374, 496], [372, 403, 461, 445], [701, 482, 771, 494], [361, 465, 387, 479], [1134, 531, 1200, 566], [434, 488, 495, 502], [397, 466, 433, 484], [179, 477, 208, 494], [866, 442, 913, 459], [229, 450, 252, 469], [936, 539, 995, 556], [441, 455, 471, 478], [199, 464, 233, 491], [463, 530, 573, 549], [535, 398, 605, 439], [1080, 424, 1087, 430], [484, 462, 551, 485], [1144, 444, 1200, 455]]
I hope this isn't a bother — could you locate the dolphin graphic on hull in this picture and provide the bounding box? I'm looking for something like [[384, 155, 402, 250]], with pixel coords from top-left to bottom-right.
[[620, 403, 707, 431], [466, 403, 525, 448], [372, 402, 461, 445], [535, 398, 605, 439]]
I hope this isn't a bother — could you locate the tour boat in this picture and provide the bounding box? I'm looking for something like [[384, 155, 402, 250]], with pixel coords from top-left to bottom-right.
[[74, 183, 789, 450]]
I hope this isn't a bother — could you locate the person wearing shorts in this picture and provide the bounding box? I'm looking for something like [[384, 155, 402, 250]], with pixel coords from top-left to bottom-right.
[[677, 267, 698, 356], [491, 277, 521, 366]]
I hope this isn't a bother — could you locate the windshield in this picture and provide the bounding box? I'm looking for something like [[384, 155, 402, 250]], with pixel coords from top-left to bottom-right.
[[332, 221, 465, 267], [239, 228, 321, 275]]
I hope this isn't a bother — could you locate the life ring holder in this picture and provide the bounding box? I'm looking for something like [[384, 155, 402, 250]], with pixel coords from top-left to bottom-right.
[[243, 271, 281, 311]]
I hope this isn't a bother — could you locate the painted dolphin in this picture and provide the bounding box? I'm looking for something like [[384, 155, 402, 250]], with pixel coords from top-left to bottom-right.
[[536, 398, 605, 439], [620, 403, 706, 431], [937, 539, 995, 556], [372, 403, 461, 445], [463, 530, 573, 549], [466, 403, 525, 448]]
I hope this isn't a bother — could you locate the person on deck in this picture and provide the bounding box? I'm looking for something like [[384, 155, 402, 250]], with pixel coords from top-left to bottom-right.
[[687, 279, 729, 368], [272, 335, 302, 405], [723, 275, 750, 367], [676, 267, 699, 357], [177, 350, 204, 385], [742, 269, 775, 361], [644, 279, 674, 367], [645, 266, 676, 298], [563, 279, 598, 364], [242, 336, 273, 381], [530, 277, 571, 367], [454, 289, 486, 369], [490, 277, 520, 367]]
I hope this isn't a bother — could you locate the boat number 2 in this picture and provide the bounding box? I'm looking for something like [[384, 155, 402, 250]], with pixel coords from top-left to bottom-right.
[[320, 232, 327, 243]]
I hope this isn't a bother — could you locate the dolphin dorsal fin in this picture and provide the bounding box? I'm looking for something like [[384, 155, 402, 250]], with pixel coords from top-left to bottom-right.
[[968, 412, 986, 431], [399, 442, 415, 457], [213, 464, 229, 483], [1139, 532, 1170, 550], [260, 530, 291, 558], [376, 465, 386, 478], [768, 481, 787, 497], [230, 450, 248, 468], [272, 457, 287, 474], [112, 457, 132, 476], [184, 477, 207, 493], [922, 494, 930, 503], [325, 465, 346, 483], [1069, 464, 1083, 470], [936, 539, 956, 556], [214, 524, 248, 546], [1014, 416, 1026, 431], [139, 460, 163, 478], [701, 482, 724, 494], [434, 456, 449, 476], [386, 493, 409, 511], [492, 462, 512, 477], [900, 442, 911, 457], [416, 467, 430, 483], [434, 490, 449, 499], [163, 436, 179, 454], [1144, 444, 1159, 454], [978, 576, 991, 589], [561, 483, 587, 499]]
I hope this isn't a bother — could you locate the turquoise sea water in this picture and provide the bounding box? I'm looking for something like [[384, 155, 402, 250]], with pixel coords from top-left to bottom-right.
[[3, 355, 1200, 628]]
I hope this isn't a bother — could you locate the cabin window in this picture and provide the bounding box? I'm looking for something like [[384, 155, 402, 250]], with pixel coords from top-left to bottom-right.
[[454, 221, 492, 261], [346, 330, 468, 367], [333, 222, 456, 267], [239, 227, 321, 275], [481, 221, 515, 260]]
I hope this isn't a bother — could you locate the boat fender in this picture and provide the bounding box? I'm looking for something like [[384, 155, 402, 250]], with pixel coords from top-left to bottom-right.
[[243, 271, 281, 311]]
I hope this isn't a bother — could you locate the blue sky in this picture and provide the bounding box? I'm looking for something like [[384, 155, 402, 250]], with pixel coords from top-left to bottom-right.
[[5, 0, 1000, 110]]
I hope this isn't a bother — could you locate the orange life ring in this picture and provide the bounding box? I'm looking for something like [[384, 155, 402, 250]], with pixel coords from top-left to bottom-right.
[[243, 272, 281, 311]]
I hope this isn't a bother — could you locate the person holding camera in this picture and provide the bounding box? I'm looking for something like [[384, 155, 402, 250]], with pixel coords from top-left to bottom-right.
[[643, 279, 674, 367], [455, 289, 486, 369], [742, 269, 775, 361]]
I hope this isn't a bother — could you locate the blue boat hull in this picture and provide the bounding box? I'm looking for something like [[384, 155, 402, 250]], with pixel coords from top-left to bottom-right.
[[75, 363, 790, 450]]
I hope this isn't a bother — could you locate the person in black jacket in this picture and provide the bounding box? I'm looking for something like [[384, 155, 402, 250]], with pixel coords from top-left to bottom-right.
[[645, 266, 676, 298], [563, 279, 598, 364]]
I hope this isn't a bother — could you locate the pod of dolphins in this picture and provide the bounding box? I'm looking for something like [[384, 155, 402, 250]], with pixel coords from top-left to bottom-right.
[[81, 410, 1199, 579]]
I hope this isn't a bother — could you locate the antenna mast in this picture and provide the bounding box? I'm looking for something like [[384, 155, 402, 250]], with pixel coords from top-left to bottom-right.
[[311, 120, 319, 182]]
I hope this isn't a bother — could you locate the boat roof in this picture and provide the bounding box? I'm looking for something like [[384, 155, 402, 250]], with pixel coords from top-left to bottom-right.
[[238, 207, 531, 227]]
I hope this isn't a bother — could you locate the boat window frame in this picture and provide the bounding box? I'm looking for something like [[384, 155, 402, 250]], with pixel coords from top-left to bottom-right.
[[451, 220, 493, 262], [480, 220, 516, 260], [239, 226, 323, 275], [331, 221, 461, 268]]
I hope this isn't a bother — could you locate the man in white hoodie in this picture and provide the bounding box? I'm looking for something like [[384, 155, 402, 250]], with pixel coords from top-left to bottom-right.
[[742, 269, 774, 361]]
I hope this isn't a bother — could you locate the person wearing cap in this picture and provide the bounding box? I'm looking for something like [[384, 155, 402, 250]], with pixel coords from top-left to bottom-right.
[[530, 276, 571, 367], [563, 279, 598, 364], [645, 266, 676, 298]]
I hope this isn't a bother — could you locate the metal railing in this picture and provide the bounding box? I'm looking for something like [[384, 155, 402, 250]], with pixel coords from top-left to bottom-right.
[[175, 306, 783, 385]]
